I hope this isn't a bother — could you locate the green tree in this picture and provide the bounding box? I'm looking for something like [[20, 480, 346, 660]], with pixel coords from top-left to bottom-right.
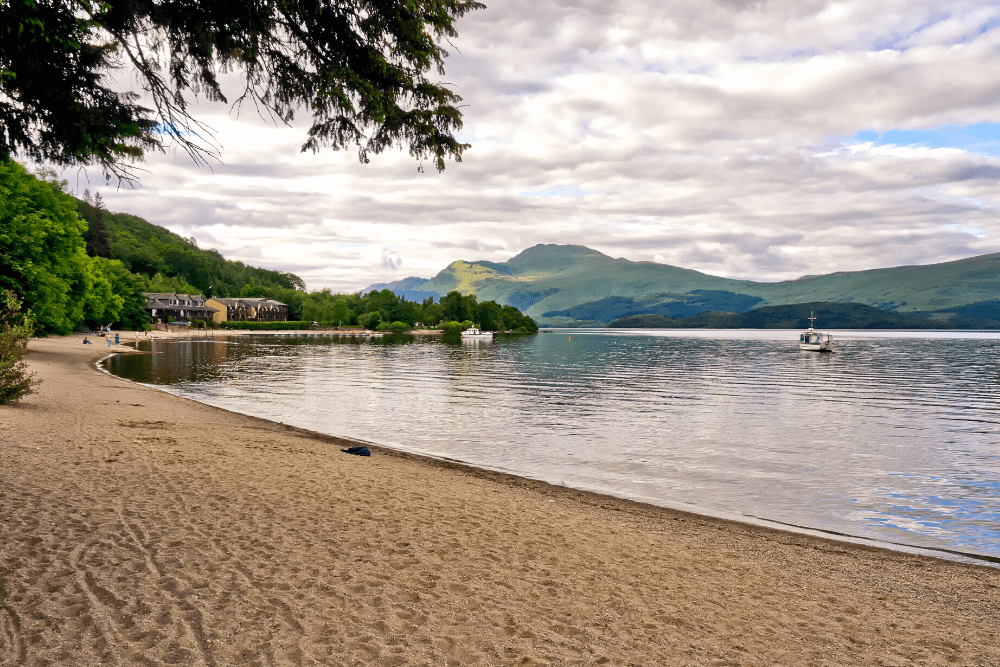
[[332, 300, 350, 327], [0, 289, 37, 404], [358, 311, 382, 330], [1, 0, 484, 180], [90, 257, 150, 329], [0, 161, 95, 333], [418, 296, 442, 326], [439, 290, 476, 323], [476, 300, 505, 331]]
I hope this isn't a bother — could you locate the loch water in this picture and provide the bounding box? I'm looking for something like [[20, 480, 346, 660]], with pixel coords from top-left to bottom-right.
[[103, 329, 1000, 564]]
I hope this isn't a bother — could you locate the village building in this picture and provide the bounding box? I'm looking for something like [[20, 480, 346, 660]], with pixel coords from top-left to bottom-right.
[[204, 297, 289, 323], [143, 293, 219, 324]]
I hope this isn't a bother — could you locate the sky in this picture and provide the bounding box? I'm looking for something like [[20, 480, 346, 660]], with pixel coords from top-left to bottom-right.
[[71, 0, 1000, 292]]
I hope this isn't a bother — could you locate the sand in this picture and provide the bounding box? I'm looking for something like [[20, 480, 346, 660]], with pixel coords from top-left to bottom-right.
[[1, 335, 998, 667]]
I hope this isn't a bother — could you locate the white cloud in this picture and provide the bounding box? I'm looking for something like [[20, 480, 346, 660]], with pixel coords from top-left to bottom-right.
[[68, 0, 1000, 292]]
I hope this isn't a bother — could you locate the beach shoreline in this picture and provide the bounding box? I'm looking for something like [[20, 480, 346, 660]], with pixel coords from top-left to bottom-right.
[[3, 335, 999, 665]]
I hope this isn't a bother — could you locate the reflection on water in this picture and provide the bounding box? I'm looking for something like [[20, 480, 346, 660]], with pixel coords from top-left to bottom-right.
[[104, 330, 1000, 561]]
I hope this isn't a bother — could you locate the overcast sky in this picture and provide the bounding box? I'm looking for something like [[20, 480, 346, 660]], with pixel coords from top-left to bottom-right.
[[76, 0, 1000, 292]]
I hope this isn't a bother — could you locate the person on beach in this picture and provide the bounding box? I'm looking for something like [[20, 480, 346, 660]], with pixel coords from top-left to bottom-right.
[[115, 333, 119, 345], [82, 337, 91, 344]]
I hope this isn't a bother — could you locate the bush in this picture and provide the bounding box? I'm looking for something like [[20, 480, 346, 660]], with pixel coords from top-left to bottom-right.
[[221, 321, 311, 330], [358, 311, 382, 330], [0, 291, 38, 404]]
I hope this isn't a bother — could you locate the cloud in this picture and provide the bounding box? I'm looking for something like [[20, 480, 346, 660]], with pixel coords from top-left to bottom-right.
[[70, 0, 1000, 292]]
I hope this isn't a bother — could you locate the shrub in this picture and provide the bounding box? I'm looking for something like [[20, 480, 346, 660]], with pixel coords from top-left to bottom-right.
[[0, 291, 38, 404]]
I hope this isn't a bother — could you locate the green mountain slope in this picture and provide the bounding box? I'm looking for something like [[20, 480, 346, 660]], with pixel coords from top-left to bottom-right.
[[367, 244, 1000, 327], [77, 201, 305, 298], [608, 303, 960, 330]]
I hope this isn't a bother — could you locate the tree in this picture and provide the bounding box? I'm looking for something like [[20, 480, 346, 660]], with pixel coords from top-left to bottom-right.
[[0, 290, 37, 404], [439, 290, 476, 323], [358, 311, 382, 330], [332, 300, 349, 327], [1, 0, 485, 181], [90, 256, 150, 329], [82, 190, 113, 258], [476, 300, 504, 331], [0, 161, 95, 333]]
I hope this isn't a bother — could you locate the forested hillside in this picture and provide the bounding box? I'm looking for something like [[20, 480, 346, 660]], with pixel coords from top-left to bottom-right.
[[76, 192, 305, 298]]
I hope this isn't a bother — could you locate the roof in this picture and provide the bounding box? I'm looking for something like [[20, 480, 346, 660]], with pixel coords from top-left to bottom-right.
[[210, 298, 287, 307]]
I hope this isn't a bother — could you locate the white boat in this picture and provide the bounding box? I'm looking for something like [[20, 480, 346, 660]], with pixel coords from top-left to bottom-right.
[[461, 327, 493, 339], [799, 312, 833, 352]]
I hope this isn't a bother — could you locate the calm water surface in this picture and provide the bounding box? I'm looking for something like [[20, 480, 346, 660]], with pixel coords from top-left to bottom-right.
[[104, 330, 1000, 563]]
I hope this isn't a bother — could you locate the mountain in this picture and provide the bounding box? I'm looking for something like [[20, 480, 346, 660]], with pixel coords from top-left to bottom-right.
[[607, 302, 961, 330], [363, 244, 1000, 327], [360, 276, 440, 302]]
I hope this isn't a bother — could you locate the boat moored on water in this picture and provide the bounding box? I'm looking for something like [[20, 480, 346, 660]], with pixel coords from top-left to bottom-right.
[[461, 327, 493, 339], [799, 312, 833, 351]]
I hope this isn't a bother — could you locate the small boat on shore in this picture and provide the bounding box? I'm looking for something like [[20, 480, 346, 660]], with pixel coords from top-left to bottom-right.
[[799, 312, 833, 352], [461, 327, 493, 339]]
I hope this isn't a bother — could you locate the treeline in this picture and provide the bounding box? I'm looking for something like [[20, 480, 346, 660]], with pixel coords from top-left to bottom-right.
[[296, 288, 538, 332], [607, 302, 1000, 329], [1, 161, 537, 335]]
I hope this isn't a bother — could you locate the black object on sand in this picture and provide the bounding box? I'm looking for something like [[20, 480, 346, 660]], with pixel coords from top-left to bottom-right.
[[341, 446, 371, 457]]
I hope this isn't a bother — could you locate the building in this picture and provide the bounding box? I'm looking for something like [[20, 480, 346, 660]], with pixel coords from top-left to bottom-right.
[[143, 293, 219, 324], [204, 297, 289, 323]]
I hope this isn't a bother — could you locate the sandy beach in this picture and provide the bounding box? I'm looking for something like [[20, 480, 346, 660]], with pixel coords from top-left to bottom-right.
[[2, 336, 999, 667]]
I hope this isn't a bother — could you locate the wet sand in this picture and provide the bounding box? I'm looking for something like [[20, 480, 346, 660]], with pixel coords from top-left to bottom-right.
[[1, 335, 998, 666]]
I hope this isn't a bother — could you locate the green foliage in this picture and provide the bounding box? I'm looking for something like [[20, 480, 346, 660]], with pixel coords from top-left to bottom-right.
[[1, 0, 484, 179], [358, 311, 382, 331], [0, 161, 94, 334], [439, 320, 474, 333], [143, 273, 201, 296], [97, 207, 304, 299], [90, 257, 150, 330], [221, 321, 311, 330], [0, 162, 155, 333], [439, 290, 477, 322], [377, 321, 412, 333], [0, 290, 37, 404]]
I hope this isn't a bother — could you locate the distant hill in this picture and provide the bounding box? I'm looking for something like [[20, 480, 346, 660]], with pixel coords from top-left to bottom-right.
[[607, 302, 980, 329], [360, 276, 440, 302], [363, 244, 1000, 327]]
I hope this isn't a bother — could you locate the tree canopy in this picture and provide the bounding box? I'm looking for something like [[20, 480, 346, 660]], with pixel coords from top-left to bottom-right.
[[1, 0, 484, 180], [0, 161, 147, 333]]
